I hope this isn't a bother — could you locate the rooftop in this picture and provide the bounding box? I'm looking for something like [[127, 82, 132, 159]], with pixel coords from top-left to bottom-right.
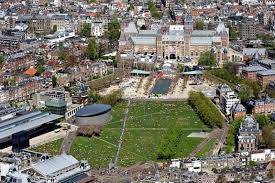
[[242, 65, 267, 72], [31, 154, 79, 177], [257, 69, 275, 76], [75, 104, 111, 117]]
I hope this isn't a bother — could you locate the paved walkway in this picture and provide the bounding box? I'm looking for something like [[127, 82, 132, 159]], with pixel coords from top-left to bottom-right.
[[113, 99, 131, 167], [60, 130, 77, 154]]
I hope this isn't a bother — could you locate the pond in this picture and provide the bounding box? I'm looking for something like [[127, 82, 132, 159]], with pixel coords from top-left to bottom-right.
[[151, 78, 172, 95]]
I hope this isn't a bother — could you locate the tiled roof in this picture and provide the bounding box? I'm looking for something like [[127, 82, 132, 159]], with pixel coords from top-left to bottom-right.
[[24, 67, 37, 76]]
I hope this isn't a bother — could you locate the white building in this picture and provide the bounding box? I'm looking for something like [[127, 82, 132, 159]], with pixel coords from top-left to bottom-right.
[[91, 22, 105, 37], [221, 91, 240, 115], [184, 160, 202, 173]]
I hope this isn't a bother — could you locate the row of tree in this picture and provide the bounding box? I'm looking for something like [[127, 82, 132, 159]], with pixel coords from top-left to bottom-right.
[[188, 91, 223, 128]]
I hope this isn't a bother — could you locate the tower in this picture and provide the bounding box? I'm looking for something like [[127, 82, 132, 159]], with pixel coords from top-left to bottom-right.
[[183, 13, 193, 33], [216, 21, 229, 48]]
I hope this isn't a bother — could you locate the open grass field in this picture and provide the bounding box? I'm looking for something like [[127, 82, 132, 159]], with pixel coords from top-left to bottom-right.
[[29, 138, 64, 155], [69, 101, 211, 169]]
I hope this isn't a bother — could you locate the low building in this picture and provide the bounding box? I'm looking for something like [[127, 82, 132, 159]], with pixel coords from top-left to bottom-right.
[[238, 116, 261, 152], [4, 154, 90, 183], [28, 154, 90, 182], [0, 110, 62, 145]]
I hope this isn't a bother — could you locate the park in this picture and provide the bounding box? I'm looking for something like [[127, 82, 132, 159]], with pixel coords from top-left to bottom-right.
[[31, 101, 214, 169]]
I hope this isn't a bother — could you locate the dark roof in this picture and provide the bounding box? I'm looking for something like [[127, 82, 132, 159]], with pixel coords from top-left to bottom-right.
[[75, 104, 111, 117]]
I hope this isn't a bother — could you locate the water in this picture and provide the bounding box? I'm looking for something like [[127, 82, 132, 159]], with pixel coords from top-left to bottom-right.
[[151, 78, 172, 95]]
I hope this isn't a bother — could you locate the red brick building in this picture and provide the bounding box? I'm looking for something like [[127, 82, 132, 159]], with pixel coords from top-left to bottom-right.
[[231, 103, 246, 120], [241, 65, 266, 81], [257, 70, 275, 88], [251, 96, 275, 115]]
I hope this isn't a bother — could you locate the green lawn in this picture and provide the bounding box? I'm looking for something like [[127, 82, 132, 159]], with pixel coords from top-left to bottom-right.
[[29, 138, 63, 155], [69, 101, 210, 169], [196, 139, 217, 158]]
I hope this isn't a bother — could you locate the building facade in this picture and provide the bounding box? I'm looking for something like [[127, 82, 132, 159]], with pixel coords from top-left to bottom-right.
[[238, 116, 261, 152], [119, 17, 229, 65]]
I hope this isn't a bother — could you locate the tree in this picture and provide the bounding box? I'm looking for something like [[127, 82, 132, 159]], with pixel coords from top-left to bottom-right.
[[85, 38, 98, 60], [179, 0, 185, 5], [188, 91, 223, 128], [98, 42, 106, 58], [65, 54, 79, 67], [58, 51, 67, 61], [262, 125, 275, 148], [80, 23, 91, 37], [52, 76, 58, 88], [255, 114, 270, 127], [238, 84, 254, 102], [198, 51, 216, 66], [228, 25, 238, 40], [242, 80, 261, 98], [36, 65, 45, 76], [88, 88, 101, 102], [128, 2, 134, 11], [52, 25, 57, 33], [148, 1, 161, 19], [195, 20, 204, 30], [223, 61, 239, 76], [107, 18, 121, 48], [0, 54, 4, 64]]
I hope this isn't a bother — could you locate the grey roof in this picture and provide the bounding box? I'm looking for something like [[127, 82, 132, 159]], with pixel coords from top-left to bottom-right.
[[130, 69, 151, 75], [242, 65, 267, 72], [258, 59, 275, 65], [191, 30, 215, 37], [138, 30, 158, 36], [75, 104, 111, 117], [182, 70, 203, 75], [0, 112, 62, 140], [257, 69, 275, 76], [31, 154, 79, 177], [190, 37, 212, 45], [125, 22, 138, 34], [239, 116, 260, 133], [130, 36, 156, 45], [231, 103, 246, 112], [162, 34, 184, 41], [243, 48, 266, 56]]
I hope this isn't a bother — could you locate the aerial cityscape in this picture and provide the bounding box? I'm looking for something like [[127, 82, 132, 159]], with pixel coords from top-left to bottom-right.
[[0, 0, 275, 182]]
